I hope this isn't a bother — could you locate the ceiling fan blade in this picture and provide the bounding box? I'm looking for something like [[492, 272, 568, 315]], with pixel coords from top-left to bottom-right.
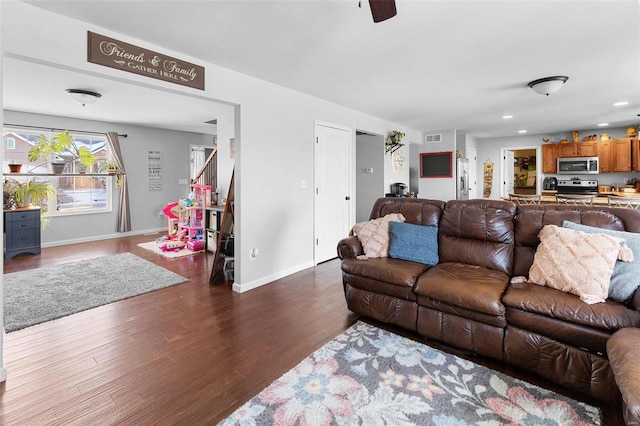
[[369, 0, 397, 23]]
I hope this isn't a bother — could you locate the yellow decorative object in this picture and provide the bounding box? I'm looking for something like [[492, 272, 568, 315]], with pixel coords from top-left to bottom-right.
[[627, 127, 638, 137], [601, 134, 610, 141], [571, 131, 579, 142]]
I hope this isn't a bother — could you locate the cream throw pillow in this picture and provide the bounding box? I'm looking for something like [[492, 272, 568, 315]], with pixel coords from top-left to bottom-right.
[[352, 213, 406, 259], [528, 225, 623, 304]]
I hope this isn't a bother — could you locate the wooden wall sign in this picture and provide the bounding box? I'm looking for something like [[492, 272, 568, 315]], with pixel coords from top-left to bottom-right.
[[87, 31, 205, 90]]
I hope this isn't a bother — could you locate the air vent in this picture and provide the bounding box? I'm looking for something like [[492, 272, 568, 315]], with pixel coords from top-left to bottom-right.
[[424, 134, 442, 143]]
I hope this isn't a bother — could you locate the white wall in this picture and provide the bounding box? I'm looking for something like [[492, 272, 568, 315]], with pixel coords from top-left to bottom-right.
[[356, 133, 384, 222], [383, 143, 410, 196], [2, 2, 423, 293], [415, 129, 457, 201]]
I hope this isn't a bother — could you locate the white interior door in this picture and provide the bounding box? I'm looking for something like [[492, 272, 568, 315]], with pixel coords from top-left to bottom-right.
[[503, 150, 515, 197], [315, 122, 351, 264]]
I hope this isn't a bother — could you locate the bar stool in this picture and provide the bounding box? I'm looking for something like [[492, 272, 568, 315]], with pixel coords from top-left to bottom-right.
[[607, 195, 640, 210], [555, 194, 594, 206], [508, 194, 541, 205]]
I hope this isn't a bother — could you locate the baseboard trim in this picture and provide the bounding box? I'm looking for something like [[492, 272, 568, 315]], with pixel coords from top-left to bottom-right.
[[41, 228, 166, 248], [232, 260, 315, 293]]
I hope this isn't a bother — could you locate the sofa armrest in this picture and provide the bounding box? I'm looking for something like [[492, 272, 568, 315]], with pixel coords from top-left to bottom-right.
[[607, 328, 640, 425], [337, 236, 363, 260], [631, 289, 640, 311]]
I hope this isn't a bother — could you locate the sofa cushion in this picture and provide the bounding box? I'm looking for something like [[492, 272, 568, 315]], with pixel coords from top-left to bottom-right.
[[414, 262, 509, 317], [563, 220, 640, 303], [351, 213, 405, 258], [512, 205, 637, 277], [528, 225, 622, 304], [504, 282, 640, 355], [389, 222, 438, 265], [438, 200, 515, 275], [341, 257, 430, 289]]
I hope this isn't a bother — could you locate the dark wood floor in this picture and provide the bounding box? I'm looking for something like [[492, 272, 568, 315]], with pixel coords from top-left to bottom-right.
[[1, 235, 623, 425]]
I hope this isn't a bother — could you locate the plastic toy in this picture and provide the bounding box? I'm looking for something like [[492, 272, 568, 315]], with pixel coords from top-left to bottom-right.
[[159, 240, 186, 252]]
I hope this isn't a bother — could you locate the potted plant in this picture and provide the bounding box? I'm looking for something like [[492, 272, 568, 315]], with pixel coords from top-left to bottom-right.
[[3, 177, 56, 229], [385, 130, 406, 153], [8, 163, 22, 173], [99, 159, 123, 187], [99, 159, 119, 175], [28, 130, 95, 173]]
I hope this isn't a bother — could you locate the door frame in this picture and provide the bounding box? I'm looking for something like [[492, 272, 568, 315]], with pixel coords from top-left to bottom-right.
[[500, 145, 541, 198], [313, 120, 355, 265]]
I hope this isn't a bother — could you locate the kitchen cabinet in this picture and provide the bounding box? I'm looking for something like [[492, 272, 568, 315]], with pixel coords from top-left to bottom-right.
[[633, 137, 640, 172], [557, 141, 598, 157], [542, 144, 558, 173], [598, 137, 634, 173], [611, 138, 632, 172], [598, 140, 611, 173]]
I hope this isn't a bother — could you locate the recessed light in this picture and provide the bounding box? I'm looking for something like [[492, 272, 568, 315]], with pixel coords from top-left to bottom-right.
[[502, 115, 513, 119], [614, 101, 629, 106], [518, 130, 527, 134], [598, 123, 609, 127]]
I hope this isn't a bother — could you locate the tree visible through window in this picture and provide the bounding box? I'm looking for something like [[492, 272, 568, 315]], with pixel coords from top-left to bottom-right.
[[2, 128, 113, 216]]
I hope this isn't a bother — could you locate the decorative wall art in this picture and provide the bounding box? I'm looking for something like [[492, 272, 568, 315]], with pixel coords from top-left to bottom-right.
[[148, 150, 163, 191], [483, 160, 494, 198]]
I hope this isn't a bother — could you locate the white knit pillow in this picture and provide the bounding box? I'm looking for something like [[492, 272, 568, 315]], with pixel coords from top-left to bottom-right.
[[528, 225, 623, 304], [352, 213, 406, 259]]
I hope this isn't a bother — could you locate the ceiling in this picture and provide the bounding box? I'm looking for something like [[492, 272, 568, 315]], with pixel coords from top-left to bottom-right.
[[4, 0, 640, 140]]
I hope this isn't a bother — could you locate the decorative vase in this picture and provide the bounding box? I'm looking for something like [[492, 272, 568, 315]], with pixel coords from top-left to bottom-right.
[[571, 131, 579, 142], [8, 164, 22, 173]]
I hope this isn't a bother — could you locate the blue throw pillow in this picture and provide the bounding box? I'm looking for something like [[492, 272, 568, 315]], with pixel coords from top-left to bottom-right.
[[562, 220, 640, 302], [389, 222, 439, 265]]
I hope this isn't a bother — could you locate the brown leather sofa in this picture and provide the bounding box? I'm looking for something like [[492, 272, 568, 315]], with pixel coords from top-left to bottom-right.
[[337, 197, 640, 408]]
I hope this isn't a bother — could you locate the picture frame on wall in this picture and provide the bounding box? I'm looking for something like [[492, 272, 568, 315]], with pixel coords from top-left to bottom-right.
[[420, 151, 452, 178]]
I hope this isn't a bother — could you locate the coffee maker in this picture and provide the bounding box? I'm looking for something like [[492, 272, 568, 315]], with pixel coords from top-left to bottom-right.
[[387, 183, 407, 197], [543, 177, 558, 190]]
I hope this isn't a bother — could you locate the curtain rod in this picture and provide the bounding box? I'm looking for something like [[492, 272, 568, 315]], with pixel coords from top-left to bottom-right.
[[3, 123, 128, 138]]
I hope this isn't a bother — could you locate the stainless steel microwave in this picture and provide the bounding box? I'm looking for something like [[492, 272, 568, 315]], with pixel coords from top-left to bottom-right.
[[557, 157, 599, 174]]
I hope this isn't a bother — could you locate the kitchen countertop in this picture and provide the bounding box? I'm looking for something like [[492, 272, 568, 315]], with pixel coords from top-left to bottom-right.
[[505, 190, 640, 206]]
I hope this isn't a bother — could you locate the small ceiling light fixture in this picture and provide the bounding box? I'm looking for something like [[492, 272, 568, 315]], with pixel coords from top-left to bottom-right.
[[598, 123, 609, 127], [614, 101, 629, 106], [527, 76, 569, 96], [518, 130, 527, 134], [502, 115, 513, 119], [66, 89, 102, 106]]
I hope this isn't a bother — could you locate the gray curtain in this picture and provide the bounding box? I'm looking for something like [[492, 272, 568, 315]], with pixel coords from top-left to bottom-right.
[[106, 132, 131, 232]]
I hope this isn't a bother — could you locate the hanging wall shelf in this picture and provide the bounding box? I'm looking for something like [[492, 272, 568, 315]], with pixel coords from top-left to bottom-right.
[[385, 141, 404, 155]]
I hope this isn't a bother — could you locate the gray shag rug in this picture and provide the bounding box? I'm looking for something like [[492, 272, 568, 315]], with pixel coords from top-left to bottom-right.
[[4, 252, 188, 332]]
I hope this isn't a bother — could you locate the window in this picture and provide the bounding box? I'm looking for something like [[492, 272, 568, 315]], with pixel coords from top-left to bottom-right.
[[2, 128, 113, 216], [6, 137, 15, 150]]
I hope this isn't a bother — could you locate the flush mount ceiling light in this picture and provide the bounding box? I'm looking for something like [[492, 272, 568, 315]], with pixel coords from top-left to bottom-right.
[[66, 89, 102, 106], [527, 76, 569, 96]]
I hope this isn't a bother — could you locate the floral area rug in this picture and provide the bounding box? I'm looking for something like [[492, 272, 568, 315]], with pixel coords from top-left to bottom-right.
[[220, 322, 600, 425]]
